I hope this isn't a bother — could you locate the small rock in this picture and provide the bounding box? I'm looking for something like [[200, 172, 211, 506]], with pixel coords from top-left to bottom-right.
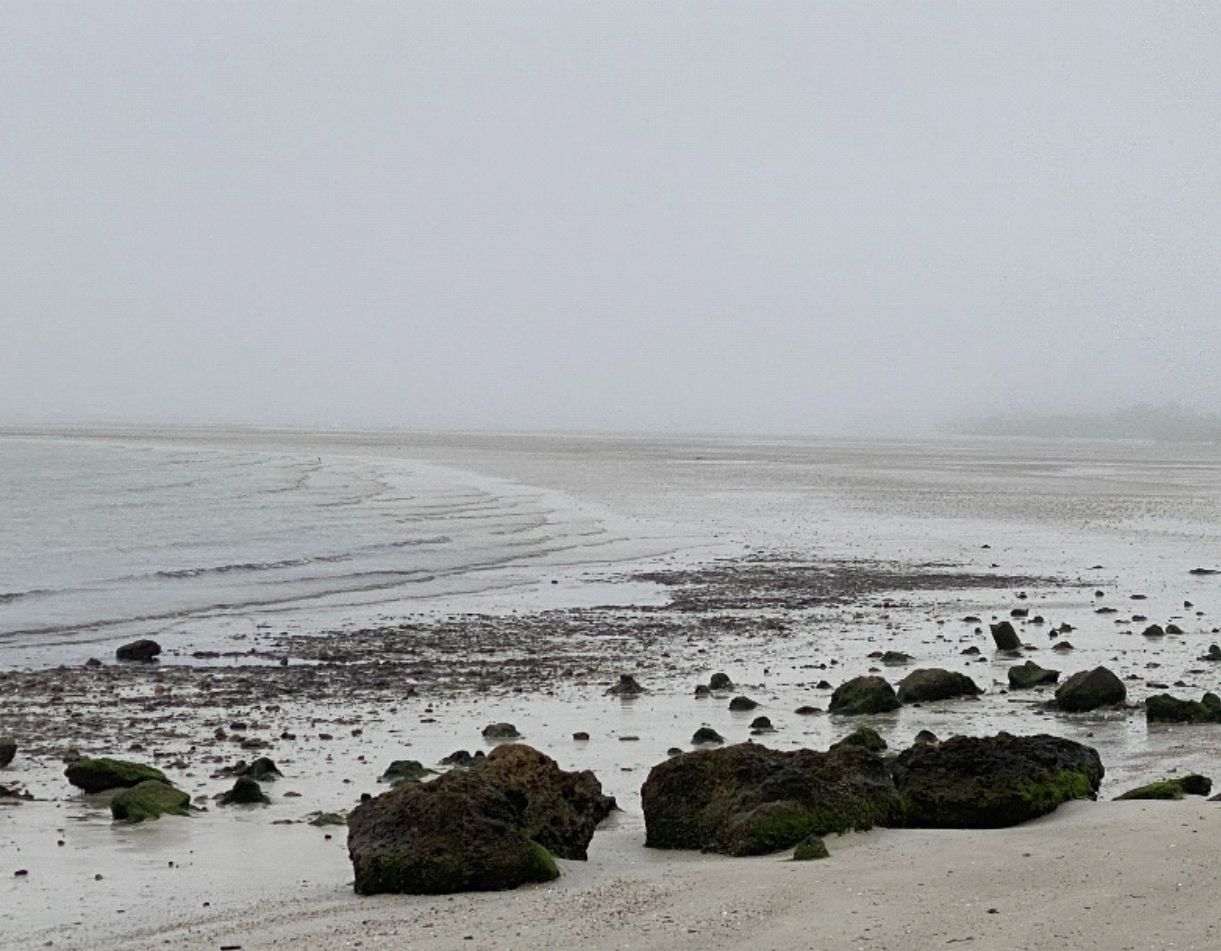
[[481, 723, 522, 741], [709, 672, 733, 691], [0, 737, 16, 769], [990, 622, 1021, 651], [792, 835, 829, 861], [573, 732, 590, 742], [729, 696, 759, 712], [116, 639, 161, 663], [221, 776, 270, 805], [380, 760, 435, 786], [692, 727, 725, 745], [606, 674, 646, 697], [749, 716, 775, 733]]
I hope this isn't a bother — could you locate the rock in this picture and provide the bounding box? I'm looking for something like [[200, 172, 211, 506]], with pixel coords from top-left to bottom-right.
[[830, 726, 886, 752], [794, 706, 821, 715], [65, 758, 168, 794], [221, 776, 270, 805], [961, 646, 981, 655], [115, 639, 161, 662], [573, 732, 590, 741], [1165, 623, 1183, 635], [892, 733, 1104, 828], [308, 811, 348, 827], [1011, 608, 1029, 618], [606, 674, 646, 697], [110, 780, 191, 822], [347, 744, 613, 894], [241, 757, 281, 782], [640, 742, 904, 856], [709, 672, 733, 691], [749, 717, 775, 734], [792, 835, 829, 860], [667, 747, 683, 757], [481, 723, 521, 741], [1115, 775, 1213, 800], [0, 737, 15, 769], [440, 750, 485, 767], [692, 727, 725, 745], [1054, 667, 1126, 712], [896, 669, 982, 704], [1007, 661, 1060, 690], [1141, 624, 1165, 638], [990, 622, 1022, 651], [729, 696, 759, 711], [913, 730, 939, 746], [828, 676, 899, 716], [380, 760, 436, 786], [1199, 644, 1221, 662], [694, 684, 711, 697], [881, 651, 912, 665], [1052, 641, 1075, 652], [1145, 692, 1221, 724]]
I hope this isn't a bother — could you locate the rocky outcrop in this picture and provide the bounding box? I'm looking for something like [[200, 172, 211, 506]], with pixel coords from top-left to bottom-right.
[[110, 780, 191, 822], [891, 732, 1103, 828], [1008, 661, 1060, 690], [115, 639, 161, 662], [829, 676, 899, 716], [1145, 692, 1221, 724], [65, 757, 168, 794], [1054, 667, 1126, 712], [896, 668, 982, 704]]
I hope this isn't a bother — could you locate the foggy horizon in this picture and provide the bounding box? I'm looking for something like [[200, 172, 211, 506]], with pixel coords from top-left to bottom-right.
[[6, 3, 1221, 437]]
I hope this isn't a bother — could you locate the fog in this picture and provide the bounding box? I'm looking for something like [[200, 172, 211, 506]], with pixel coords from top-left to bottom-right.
[[4, 3, 1221, 436]]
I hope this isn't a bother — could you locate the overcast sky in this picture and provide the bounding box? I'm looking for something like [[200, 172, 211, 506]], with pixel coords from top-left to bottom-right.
[[4, 2, 1221, 435]]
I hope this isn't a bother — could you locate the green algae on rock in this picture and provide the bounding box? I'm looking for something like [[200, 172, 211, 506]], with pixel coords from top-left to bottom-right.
[[1115, 775, 1212, 800], [896, 668, 982, 704], [65, 757, 168, 794], [110, 780, 191, 822], [828, 676, 899, 716], [1145, 692, 1221, 724]]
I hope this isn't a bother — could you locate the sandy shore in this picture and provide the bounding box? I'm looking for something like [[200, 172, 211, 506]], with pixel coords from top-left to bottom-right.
[[13, 799, 1212, 951]]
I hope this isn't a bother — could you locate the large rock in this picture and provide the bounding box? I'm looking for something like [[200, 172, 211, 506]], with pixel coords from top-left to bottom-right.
[[65, 758, 168, 794], [990, 621, 1022, 651], [891, 732, 1103, 828], [1145, 692, 1221, 724], [115, 639, 161, 662], [110, 780, 190, 822], [1054, 667, 1126, 712], [1008, 661, 1060, 690], [896, 668, 982, 704], [0, 737, 15, 769], [347, 744, 614, 895], [829, 676, 899, 716], [640, 742, 904, 856]]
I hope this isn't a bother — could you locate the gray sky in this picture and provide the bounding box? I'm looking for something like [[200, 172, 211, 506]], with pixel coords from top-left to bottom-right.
[[4, 2, 1221, 435]]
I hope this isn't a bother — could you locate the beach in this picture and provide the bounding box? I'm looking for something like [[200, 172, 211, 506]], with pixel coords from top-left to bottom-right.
[[4, 429, 1221, 950]]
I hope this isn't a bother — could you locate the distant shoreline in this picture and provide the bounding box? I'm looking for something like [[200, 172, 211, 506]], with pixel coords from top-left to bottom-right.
[[948, 404, 1221, 442]]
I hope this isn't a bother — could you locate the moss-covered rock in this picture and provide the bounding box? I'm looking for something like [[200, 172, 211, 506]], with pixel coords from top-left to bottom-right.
[[1145, 692, 1221, 724], [1054, 667, 1126, 712], [65, 758, 168, 794], [829, 676, 899, 716], [1115, 775, 1212, 800], [830, 726, 887, 752], [307, 811, 348, 827], [110, 780, 190, 822], [896, 668, 982, 704], [891, 732, 1104, 828], [380, 760, 435, 785], [1008, 661, 1060, 690], [792, 835, 830, 861]]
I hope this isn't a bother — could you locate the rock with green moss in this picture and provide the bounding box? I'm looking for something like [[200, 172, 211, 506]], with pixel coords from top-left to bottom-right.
[[640, 742, 904, 856], [347, 744, 614, 895], [830, 726, 887, 752], [380, 760, 435, 785], [829, 676, 899, 716], [65, 758, 168, 794], [1145, 692, 1221, 724], [221, 776, 270, 805], [1115, 775, 1212, 800], [1054, 666, 1126, 712], [891, 732, 1103, 828], [307, 811, 348, 827], [896, 669, 982, 705], [792, 835, 830, 861], [110, 780, 190, 822], [1007, 661, 1060, 690]]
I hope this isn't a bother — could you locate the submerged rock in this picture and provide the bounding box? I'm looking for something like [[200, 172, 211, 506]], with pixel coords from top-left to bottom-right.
[[1054, 667, 1126, 712], [896, 668, 982, 704], [709, 672, 734, 691], [1115, 775, 1212, 800], [729, 695, 759, 712], [481, 723, 521, 741], [1145, 692, 1221, 724], [0, 737, 15, 769], [65, 758, 168, 794], [1007, 661, 1060, 690], [606, 674, 646, 696], [691, 727, 725, 745], [1199, 644, 1221, 662], [749, 716, 775, 734], [221, 776, 270, 805], [110, 780, 191, 822], [115, 639, 161, 662], [990, 622, 1022, 651], [829, 676, 899, 716]]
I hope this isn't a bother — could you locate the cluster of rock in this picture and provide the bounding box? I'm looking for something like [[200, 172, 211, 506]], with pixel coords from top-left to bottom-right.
[[64, 757, 190, 822]]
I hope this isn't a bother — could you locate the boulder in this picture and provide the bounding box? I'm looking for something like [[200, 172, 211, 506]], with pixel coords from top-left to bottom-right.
[[1141, 624, 1165, 638], [115, 639, 161, 662], [1115, 775, 1212, 800], [1145, 692, 1221, 724], [1007, 661, 1060, 690], [830, 726, 886, 752], [640, 743, 904, 856], [709, 672, 734, 691], [347, 744, 613, 895], [896, 669, 982, 704], [729, 696, 759, 711], [829, 676, 899, 716], [380, 760, 435, 785], [749, 716, 775, 734], [0, 737, 15, 769], [692, 727, 725, 745], [65, 757, 168, 794], [481, 723, 521, 740], [891, 732, 1104, 828], [221, 776, 269, 805], [990, 622, 1022, 651], [606, 674, 645, 697], [1054, 667, 1126, 712], [110, 780, 190, 822]]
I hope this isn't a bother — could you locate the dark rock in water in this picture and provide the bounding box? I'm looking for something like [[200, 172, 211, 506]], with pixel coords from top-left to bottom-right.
[[1115, 775, 1212, 800], [1131, 594, 1148, 600], [792, 835, 829, 861], [221, 776, 270, 805], [961, 646, 981, 656], [830, 726, 886, 752], [892, 733, 1104, 828], [380, 760, 436, 786], [0, 737, 15, 769], [1052, 641, 1075, 652], [572, 732, 590, 742], [1010, 608, 1029, 618], [816, 680, 833, 690], [440, 750, 486, 768], [963, 616, 982, 624], [694, 684, 711, 697], [1190, 568, 1220, 576], [1165, 623, 1183, 635], [1141, 624, 1165, 638], [606, 674, 646, 697], [913, 729, 939, 746], [990, 622, 1022, 651], [709, 672, 734, 691], [794, 706, 821, 715], [116, 639, 161, 662], [667, 747, 684, 758], [1055, 667, 1126, 712], [65, 758, 168, 794], [482, 723, 522, 741], [881, 651, 912, 665], [1199, 644, 1221, 662], [692, 727, 725, 745], [729, 696, 759, 712], [640, 742, 904, 856], [347, 744, 614, 894], [749, 717, 775, 733], [242, 757, 281, 782], [308, 811, 347, 827], [829, 676, 899, 716], [1145, 692, 1221, 724], [1059, 623, 1075, 633], [1096, 607, 1117, 615], [1031, 615, 1045, 624], [1008, 661, 1060, 690], [110, 780, 190, 822], [896, 669, 982, 704], [0, 783, 33, 800]]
